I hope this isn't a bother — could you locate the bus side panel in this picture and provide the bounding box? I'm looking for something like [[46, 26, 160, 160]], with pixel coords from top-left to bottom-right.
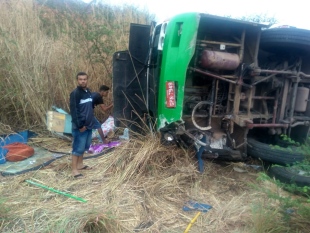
[[157, 13, 200, 129]]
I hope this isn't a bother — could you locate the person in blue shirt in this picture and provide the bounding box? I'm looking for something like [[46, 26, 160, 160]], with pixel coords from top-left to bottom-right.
[[69, 72, 100, 178], [92, 85, 113, 112], [91, 85, 113, 143]]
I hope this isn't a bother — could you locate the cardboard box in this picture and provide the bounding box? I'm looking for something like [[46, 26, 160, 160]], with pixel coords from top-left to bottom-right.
[[46, 111, 72, 134]]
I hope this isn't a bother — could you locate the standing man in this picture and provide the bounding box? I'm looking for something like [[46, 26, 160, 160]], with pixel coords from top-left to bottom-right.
[[70, 72, 99, 178]]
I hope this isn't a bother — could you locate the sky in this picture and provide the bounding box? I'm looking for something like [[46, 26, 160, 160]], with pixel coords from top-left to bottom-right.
[[83, 0, 310, 29]]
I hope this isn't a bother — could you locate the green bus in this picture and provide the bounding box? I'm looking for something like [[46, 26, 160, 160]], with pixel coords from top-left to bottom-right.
[[113, 12, 310, 169]]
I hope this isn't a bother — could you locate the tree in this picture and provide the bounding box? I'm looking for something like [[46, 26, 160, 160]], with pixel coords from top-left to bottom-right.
[[237, 13, 278, 26]]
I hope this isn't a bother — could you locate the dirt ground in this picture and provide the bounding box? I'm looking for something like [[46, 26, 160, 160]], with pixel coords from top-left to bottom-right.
[[0, 136, 298, 233]]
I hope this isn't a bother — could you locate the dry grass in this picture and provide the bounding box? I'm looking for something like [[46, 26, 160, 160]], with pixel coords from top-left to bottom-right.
[[0, 0, 82, 128], [0, 0, 154, 129], [2, 132, 304, 233], [0, 124, 15, 136], [28, 132, 73, 154], [1, 1, 309, 232], [250, 203, 290, 233]]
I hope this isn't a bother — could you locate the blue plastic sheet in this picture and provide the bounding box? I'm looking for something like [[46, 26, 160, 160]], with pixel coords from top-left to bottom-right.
[[0, 130, 112, 175], [0, 130, 29, 147], [0, 147, 8, 164], [183, 200, 212, 212], [0, 130, 38, 165]]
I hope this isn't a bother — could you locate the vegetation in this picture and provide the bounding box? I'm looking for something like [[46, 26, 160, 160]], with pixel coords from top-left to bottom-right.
[[0, 133, 309, 232], [254, 173, 310, 232], [1, 1, 310, 232], [0, 0, 154, 130], [224, 13, 278, 27], [0, 199, 11, 232], [280, 134, 310, 158], [237, 13, 278, 25], [251, 134, 310, 232]]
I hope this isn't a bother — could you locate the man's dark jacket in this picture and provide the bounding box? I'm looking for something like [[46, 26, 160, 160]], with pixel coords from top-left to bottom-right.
[[70, 86, 96, 130]]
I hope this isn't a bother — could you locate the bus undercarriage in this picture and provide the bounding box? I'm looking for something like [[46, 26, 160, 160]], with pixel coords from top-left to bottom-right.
[[113, 13, 310, 167]]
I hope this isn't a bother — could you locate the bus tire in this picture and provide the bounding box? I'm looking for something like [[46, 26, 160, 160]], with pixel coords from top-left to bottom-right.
[[260, 28, 310, 54], [268, 165, 310, 187], [247, 138, 304, 165]]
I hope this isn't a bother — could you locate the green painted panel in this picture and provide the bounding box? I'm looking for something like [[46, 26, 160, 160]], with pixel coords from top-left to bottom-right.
[[157, 12, 200, 129]]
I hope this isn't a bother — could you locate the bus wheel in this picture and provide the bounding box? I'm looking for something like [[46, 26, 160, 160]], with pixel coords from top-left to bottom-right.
[[268, 164, 310, 188], [247, 138, 304, 166], [260, 28, 310, 55]]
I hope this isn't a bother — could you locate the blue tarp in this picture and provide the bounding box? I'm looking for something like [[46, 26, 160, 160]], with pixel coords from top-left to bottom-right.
[[0, 130, 31, 164], [0, 147, 8, 164], [0, 130, 113, 176], [0, 147, 64, 176], [0, 130, 29, 146]]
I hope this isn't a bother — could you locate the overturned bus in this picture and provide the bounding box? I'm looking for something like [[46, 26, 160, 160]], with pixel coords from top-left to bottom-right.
[[112, 12, 310, 167]]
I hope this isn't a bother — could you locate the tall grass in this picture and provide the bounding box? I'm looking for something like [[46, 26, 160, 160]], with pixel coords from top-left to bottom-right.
[[0, 0, 154, 130], [248, 173, 310, 232], [250, 203, 290, 233]]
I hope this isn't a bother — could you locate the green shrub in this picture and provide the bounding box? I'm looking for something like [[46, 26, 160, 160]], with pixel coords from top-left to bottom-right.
[[255, 173, 310, 232]]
